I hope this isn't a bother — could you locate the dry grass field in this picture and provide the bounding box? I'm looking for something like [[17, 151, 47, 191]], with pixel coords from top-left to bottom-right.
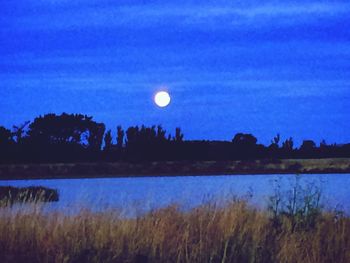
[[0, 198, 349, 263]]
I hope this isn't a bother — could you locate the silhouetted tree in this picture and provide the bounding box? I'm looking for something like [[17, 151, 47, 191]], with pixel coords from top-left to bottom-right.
[[272, 134, 280, 146], [124, 125, 171, 160], [232, 133, 258, 147], [125, 126, 139, 148], [280, 137, 294, 158], [283, 137, 293, 150], [320, 139, 327, 148], [0, 126, 14, 162], [282, 137, 294, 151], [117, 126, 124, 149], [0, 127, 12, 142], [24, 113, 105, 161], [299, 140, 317, 158], [28, 113, 89, 145], [268, 134, 282, 158], [232, 133, 259, 159], [319, 139, 330, 158], [104, 130, 113, 152], [1, 112, 350, 163], [157, 125, 167, 142], [174, 128, 184, 142], [300, 140, 316, 151], [87, 122, 105, 151], [12, 121, 30, 144]]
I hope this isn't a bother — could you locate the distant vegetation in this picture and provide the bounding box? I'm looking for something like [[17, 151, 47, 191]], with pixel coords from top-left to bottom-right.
[[1, 113, 349, 163]]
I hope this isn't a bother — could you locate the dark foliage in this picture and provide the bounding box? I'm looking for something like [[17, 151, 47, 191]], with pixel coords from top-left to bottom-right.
[[0, 113, 349, 163]]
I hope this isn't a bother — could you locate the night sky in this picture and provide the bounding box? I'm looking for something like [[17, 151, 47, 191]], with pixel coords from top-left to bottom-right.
[[1, 0, 349, 145]]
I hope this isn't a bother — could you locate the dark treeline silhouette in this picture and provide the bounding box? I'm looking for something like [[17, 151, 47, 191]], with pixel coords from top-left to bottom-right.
[[0, 113, 349, 163]]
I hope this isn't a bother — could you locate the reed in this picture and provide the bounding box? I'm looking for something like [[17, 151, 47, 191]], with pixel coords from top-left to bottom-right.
[[0, 199, 349, 263], [0, 186, 59, 206]]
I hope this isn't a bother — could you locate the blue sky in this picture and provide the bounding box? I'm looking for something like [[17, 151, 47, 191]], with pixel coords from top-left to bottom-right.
[[1, 0, 349, 145]]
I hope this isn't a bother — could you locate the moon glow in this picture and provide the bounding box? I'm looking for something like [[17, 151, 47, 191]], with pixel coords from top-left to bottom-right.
[[154, 91, 171, 107]]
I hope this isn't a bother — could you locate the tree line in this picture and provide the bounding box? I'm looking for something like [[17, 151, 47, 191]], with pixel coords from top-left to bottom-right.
[[0, 113, 349, 163]]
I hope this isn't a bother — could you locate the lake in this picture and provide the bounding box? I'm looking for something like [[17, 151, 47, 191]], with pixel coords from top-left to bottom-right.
[[1, 174, 350, 214]]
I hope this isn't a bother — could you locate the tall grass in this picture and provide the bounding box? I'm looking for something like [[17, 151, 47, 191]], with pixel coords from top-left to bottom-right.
[[0, 186, 59, 207], [0, 198, 350, 263]]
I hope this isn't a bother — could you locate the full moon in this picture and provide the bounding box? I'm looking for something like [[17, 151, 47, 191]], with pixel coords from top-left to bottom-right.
[[154, 91, 171, 107]]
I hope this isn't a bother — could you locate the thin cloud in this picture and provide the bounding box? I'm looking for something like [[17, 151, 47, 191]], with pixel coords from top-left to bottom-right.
[[4, 2, 350, 31]]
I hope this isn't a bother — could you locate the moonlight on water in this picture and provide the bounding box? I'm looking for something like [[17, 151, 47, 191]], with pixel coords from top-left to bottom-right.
[[154, 91, 171, 108]]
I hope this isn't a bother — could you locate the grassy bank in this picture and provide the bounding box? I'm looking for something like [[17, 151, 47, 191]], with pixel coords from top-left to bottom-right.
[[0, 186, 59, 206], [1, 158, 350, 180], [0, 199, 349, 263]]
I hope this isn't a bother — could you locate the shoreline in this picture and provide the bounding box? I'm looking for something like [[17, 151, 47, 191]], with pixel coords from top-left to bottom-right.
[[0, 158, 350, 180]]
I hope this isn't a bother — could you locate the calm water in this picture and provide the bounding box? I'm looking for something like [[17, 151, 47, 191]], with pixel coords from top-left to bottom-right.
[[1, 174, 350, 214]]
